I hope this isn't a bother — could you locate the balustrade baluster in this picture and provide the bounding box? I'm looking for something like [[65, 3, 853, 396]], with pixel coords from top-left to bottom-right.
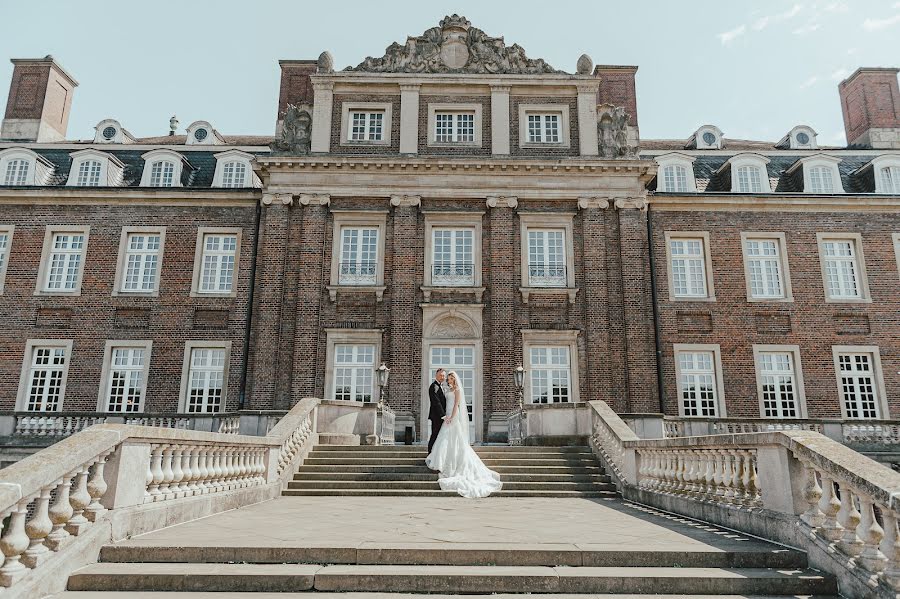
[[727, 449, 742, 505], [22, 484, 53, 568], [800, 463, 824, 527], [147, 445, 164, 501], [185, 446, 199, 496], [196, 447, 210, 494], [817, 475, 843, 541], [856, 494, 887, 573], [880, 511, 900, 591], [682, 451, 695, 496], [46, 473, 74, 550], [85, 450, 111, 521], [836, 482, 864, 556], [0, 499, 31, 586], [212, 448, 224, 492], [160, 446, 175, 500], [741, 450, 759, 505], [170, 446, 185, 499], [721, 450, 735, 504], [65, 463, 92, 535]]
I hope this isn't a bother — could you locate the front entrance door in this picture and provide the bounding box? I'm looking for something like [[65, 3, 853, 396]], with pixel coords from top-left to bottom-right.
[[429, 345, 476, 441]]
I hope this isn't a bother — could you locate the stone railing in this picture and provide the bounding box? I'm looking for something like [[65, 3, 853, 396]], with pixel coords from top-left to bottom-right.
[[588, 400, 900, 599], [0, 397, 320, 599], [377, 404, 396, 446], [2, 412, 246, 439], [506, 407, 527, 446]]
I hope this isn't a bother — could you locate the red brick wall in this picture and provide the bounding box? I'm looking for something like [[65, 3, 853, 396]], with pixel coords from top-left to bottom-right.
[[509, 96, 579, 158], [276, 61, 316, 119], [839, 68, 900, 144], [330, 95, 401, 155], [418, 95, 492, 156], [595, 66, 639, 127]]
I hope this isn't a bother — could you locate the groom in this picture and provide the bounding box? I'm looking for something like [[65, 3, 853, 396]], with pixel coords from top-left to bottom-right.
[[427, 368, 448, 454]]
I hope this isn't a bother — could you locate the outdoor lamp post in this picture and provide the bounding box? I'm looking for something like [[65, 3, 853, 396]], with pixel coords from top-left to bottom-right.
[[376, 363, 390, 408], [513, 365, 526, 410]]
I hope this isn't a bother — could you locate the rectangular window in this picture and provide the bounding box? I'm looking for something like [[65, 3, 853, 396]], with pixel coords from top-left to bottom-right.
[[76, 160, 102, 186], [199, 233, 237, 293], [744, 237, 785, 299], [757, 351, 799, 418], [44, 232, 86, 292], [677, 350, 720, 417], [0, 227, 11, 292], [669, 237, 709, 298], [821, 238, 862, 300], [349, 111, 384, 141], [339, 227, 378, 285], [736, 166, 763, 193], [529, 346, 571, 404], [663, 165, 688, 192], [104, 346, 147, 413], [836, 352, 881, 419], [527, 113, 560, 143], [185, 347, 226, 413], [333, 344, 375, 402], [122, 233, 162, 293], [3, 159, 30, 186], [221, 161, 247, 188], [24, 345, 69, 411], [432, 228, 474, 286], [434, 112, 475, 143], [527, 229, 566, 287], [809, 166, 834, 194], [149, 161, 175, 187]]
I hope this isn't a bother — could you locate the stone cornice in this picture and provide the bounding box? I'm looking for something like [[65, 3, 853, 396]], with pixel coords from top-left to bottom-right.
[[0, 187, 259, 207], [649, 193, 900, 212], [486, 195, 518, 209]]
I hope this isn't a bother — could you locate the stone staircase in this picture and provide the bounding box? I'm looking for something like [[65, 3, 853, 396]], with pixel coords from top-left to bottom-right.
[[284, 444, 617, 497]]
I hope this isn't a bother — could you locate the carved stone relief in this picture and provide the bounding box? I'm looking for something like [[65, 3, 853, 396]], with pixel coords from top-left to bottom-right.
[[597, 103, 639, 159], [270, 104, 312, 155], [430, 315, 476, 339]]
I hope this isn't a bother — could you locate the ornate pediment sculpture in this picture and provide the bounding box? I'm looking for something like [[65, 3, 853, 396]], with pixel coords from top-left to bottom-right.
[[598, 104, 640, 159], [270, 104, 312, 155], [346, 15, 562, 75]]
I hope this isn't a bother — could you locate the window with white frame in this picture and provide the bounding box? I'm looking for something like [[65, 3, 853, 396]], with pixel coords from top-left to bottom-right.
[[339, 227, 378, 285], [735, 165, 764, 193], [743, 236, 787, 300], [103, 346, 148, 413], [808, 166, 835, 193], [655, 154, 697, 192], [662, 165, 688, 192], [668, 236, 710, 299], [333, 344, 375, 402], [75, 160, 102, 186], [198, 233, 238, 294], [148, 160, 175, 187], [4, 158, 31, 186], [755, 350, 801, 418], [676, 349, 721, 417], [184, 346, 227, 413], [527, 113, 560, 144], [221, 161, 248, 188], [819, 236, 866, 300], [0, 227, 11, 292], [43, 231, 87, 292], [349, 111, 384, 141], [432, 228, 474, 286], [121, 232, 162, 293], [22, 344, 70, 412], [434, 112, 475, 143], [527, 229, 566, 287], [0, 149, 50, 186], [880, 166, 900, 194], [529, 346, 571, 404], [836, 352, 881, 419]]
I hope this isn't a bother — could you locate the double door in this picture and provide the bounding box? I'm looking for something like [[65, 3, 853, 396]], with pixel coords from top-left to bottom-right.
[[428, 345, 476, 441]]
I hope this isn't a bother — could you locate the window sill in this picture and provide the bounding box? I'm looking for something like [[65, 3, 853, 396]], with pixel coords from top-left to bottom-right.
[[421, 286, 485, 302], [34, 289, 82, 297], [427, 141, 482, 149], [520, 142, 569, 150], [112, 290, 160, 298], [669, 296, 717, 303], [519, 286, 578, 304], [823, 297, 872, 304], [340, 140, 390, 147], [745, 296, 794, 303], [189, 291, 238, 299], [327, 285, 386, 302]]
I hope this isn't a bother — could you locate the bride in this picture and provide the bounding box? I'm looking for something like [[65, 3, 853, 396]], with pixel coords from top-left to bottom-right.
[[424, 371, 502, 498]]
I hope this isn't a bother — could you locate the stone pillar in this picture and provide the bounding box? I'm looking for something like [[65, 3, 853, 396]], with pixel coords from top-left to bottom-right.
[[388, 195, 422, 423], [247, 193, 293, 409], [577, 82, 600, 157], [490, 85, 511, 156], [605, 198, 628, 411], [310, 81, 334, 153], [399, 84, 420, 155], [615, 196, 660, 412], [289, 194, 330, 406], [578, 197, 612, 406], [486, 196, 518, 418]]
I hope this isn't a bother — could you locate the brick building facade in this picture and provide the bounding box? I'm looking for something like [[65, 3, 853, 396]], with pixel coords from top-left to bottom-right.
[[1, 17, 898, 442]]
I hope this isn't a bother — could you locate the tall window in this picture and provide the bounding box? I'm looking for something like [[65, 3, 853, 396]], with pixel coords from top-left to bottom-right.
[[527, 113, 560, 143], [75, 160, 102, 186], [669, 237, 709, 298], [821, 238, 861, 300], [185, 347, 226, 413], [757, 351, 799, 418], [432, 228, 474, 286], [735, 165, 763, 193], [837, 352, 880, 419], [808, 166, 835, 193], [339, 227, 378, 285], [529, 346, 571, 404], [434, 112, 475, 143], [527, 229, 566, 287], [349, 111, 384, 141], [122, 233, 162, 293], [199, 233, 237, 293], [677, 350, 720, 417], [148, 160, 175, 187], [221, 161, 247, 188], [880, 166, 900, 194], [105, 347, 146, 413], [333, 344, 375, 402], [744, 238, 784, 299], [662, 165, 688, 192], [44, 232, 86, 292], [3, 159, 30, 186], [24, 345, 68, 411], [0, 229, 10, 283]]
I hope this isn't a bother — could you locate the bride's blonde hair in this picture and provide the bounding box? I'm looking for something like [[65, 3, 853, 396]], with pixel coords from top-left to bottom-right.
[[447, 372, 459, 389]]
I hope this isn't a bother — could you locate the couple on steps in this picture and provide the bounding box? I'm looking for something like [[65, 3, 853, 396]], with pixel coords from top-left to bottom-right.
[[424, 368, 502, 498]]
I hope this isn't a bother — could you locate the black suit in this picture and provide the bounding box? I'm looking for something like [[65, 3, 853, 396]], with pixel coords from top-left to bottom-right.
[[427, 380, 447, 453]]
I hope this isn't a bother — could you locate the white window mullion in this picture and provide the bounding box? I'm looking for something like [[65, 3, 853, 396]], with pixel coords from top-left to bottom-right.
[[186, 348, 226, 413], [106, 347, 146, 413], [528, 229, 566, 287], [759, 352, 798, 418], [529, 346, 571, 404], [333, 344, 375, 402], [670, 238, 708, 298], [199, 234, 237, 293], [339, 227, 377, 285], [123, 233, 162, 292], [678, 351, 719, 417], [26, 346, 68, 412], [838, 353, 880, 419], [45, 233, 86, 291], [745, 239, 784, 299], [823, 239, 861, 299]]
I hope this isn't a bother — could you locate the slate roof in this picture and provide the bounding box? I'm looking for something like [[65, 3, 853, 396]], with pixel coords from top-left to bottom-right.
[[641, 138, 844, 152]]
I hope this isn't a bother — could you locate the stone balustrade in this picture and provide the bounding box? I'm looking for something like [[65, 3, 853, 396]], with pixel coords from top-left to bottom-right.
[[2, 412, 249, 440], [588, 400, 900, 598], [377, 404, 396, 446], [506, 407, 526, 446]]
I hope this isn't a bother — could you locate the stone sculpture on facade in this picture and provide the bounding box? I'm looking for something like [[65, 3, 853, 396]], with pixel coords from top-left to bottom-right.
[[347, 15, 561, 75], [270, 104, 312, 154], [597, 104, 639, 159]]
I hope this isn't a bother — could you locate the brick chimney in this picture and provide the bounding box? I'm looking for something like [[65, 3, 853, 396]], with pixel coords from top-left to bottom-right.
[[594, 65, 639, 128], [838, 67, 900, 148], [2, 56, 78, 142], [275, 59, 317, 134]]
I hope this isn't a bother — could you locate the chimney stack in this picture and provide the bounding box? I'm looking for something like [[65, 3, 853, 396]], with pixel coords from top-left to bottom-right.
[[275, 59, 317, 134], [2, 55, 78, 142], [838, 67, 900, 149], [594, 65, 639, 129]]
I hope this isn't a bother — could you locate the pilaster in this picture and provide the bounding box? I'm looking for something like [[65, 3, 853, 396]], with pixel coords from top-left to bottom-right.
[[577, 82, 600, 157], [490, 85, 511, 156], [399, 84, 421, 155], [487, 195, 518, 416], [310, 81, 334, 153]]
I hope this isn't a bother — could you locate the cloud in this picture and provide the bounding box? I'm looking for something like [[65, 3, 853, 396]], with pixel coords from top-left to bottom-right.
[[793, 22, 821, 34], [799, 76, 819, 89], [862, 13, 900, 31], [717, 24, 747, 45]]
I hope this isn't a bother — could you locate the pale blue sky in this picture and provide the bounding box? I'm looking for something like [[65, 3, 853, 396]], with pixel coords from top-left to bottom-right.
[[2, 0, 899, 145]]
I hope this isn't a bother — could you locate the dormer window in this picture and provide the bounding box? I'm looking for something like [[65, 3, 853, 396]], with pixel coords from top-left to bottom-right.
[[0, 148, 53, 186], [689, 125, 724, 150], [150, 161, 174, 186], [66, 149, 124, 188], [721, 154, 771, 194], [655, 153, 697, 193], [4, 159, 29, 186], [76, 160, 101, 186], [93, 119, 135, 144], [777, 126, 818, 150], [185, 120, 225, 145], [139, 150, 185, 188], [786, 154, 844, 194], [865, 156, 900, 194], [809, 166, 835, 193], [212, 150, 258, 189]]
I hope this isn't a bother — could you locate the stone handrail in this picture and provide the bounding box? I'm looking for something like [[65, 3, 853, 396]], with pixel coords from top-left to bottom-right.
[[506, 407, 527, 446], [0, 397, 319, 598], [377, 404, 396, 446], [3, 411, 246, 438], [661, 416, 900, 447], [588, 400, 900, 598]]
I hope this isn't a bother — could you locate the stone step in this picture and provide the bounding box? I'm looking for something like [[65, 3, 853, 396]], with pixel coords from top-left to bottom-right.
[[286, 480, 616, 492], [281, 489, 619, 497], [297, 465, 605, 475], [303, 457, 601, 466], [98, 544, 808, 569], [294, 472, 612, 483], [67, 563, 836, 595], [308, 452, 596, 460], [52, 592, 843, 598], [312, 445, 593, 453]]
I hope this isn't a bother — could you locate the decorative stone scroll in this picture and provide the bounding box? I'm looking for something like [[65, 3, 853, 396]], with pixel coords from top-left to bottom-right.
[[614, 196, 649, 211], [577, 197, 611, 210], [298, 193, 330, 207], [347, 15, 562, 75], [261, 193, 293, 206], [598, 103, 639, 159], [270, 104, 312, 155], [486, 195, 518, 209], [390, 194, 422, 208]]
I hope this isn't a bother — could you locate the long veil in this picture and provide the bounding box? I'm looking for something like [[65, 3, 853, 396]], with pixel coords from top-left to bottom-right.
[[447, 370, 470, 445]]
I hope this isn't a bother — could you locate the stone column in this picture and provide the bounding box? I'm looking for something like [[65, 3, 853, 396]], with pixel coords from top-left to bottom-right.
[[605, 198, 628, 411], [577, 82, 600, 157], [399, 84, 420, 155], [615, 196, 660, 412], [288, 194, 330, 406], [486, 196, 518, 418], [247, 193, 293, 409], [388, 195, 422, 424], [310, 81, 334, 153], [490, 85, 511, 156]]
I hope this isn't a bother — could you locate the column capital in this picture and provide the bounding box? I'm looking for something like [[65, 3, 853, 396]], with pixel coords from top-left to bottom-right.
[[261, 193, 293, 207], [390, 194, 421, 208], [311, 80, 334, 91], [577, 197, 610, 210], [490, 84, 512, 93], [298, 193, 330, 207], [486, 195, 518, 209], [399, 83, 421, 92], [614, 196, 649, 211]]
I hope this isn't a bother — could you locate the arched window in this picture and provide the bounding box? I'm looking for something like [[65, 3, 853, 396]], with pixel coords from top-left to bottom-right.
[[663, 165, 688, 192], [139, 150, 184, 188], [75, 160, 102, 186], [808, 166, 835, 194], [735, 165, 763, 193], [879, 166, 900, 194], [221, 161, 247, 188], [655, 153, 697, 193], [212, 150, 257, 189], [149, 160, 175, 187], [3, 159, 30, 186]]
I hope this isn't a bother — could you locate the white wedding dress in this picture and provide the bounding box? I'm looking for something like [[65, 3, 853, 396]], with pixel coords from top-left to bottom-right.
[[424, 373, 502, 498]]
